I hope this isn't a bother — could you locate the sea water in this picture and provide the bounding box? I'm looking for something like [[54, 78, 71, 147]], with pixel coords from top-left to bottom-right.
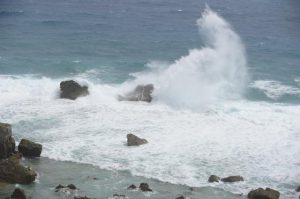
[[0, 0, 299, 198]]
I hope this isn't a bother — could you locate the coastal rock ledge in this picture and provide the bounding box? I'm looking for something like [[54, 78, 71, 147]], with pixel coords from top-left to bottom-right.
[[60, 80, 89, 100], [0, 122, 15, 159], [0, 154, 36, 184], [127, 134, 148, 146], [248, 188, 280, 199], [118, 84, 154, 103], [18, 139, 42, 157]]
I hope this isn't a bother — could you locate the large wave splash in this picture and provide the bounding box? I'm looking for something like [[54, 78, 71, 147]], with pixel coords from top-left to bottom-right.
[[127, 8, 248, 108]]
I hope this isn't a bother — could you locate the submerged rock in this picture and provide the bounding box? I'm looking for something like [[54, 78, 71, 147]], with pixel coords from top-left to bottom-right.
[[0, 122, 15, 159], [67, 184, 77, 190], [139, 183, 152, 192], [208, 175, 220, 183], [0, 154, 36, 184], [127, 134, 148, 146], [127, 184, 137, 189], [296, 186, 300, 192], [112, 194, 126, 199], [18, 139, 42, 157], [118, 84, 154, 103], [175, 196, 185, 199], [11, 188, 27, 199], [221, 175, 244, 182], [60, 80, 89, 100], [248, 188, 280, 199], [74, 197, 91, 199]]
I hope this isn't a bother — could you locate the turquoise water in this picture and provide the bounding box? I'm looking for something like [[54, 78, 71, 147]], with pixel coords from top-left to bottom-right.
[[0, 0, 300, 198]]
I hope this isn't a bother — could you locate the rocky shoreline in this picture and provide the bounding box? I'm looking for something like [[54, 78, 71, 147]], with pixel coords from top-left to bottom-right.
[[0, 80, 298, 199]]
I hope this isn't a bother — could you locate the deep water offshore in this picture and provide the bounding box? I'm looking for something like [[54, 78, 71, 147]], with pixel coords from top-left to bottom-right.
[[0, 0, 300, 199]]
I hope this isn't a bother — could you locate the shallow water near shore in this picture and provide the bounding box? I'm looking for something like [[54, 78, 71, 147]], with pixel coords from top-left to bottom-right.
[[0, 157, 245, 199]]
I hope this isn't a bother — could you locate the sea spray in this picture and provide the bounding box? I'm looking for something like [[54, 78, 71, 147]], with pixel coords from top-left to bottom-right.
[[127, 8, 248, 109]]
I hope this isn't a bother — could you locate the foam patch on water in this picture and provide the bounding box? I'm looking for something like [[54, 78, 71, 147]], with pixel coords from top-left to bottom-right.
[[0, 75, 299, 198], [251, 80, 300, 99]]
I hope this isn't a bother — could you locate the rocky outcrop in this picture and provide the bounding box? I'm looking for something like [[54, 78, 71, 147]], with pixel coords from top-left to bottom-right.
[[0, 154, 36, 184], [221, 175, 244, 182], [127, 134, 148, 146], [248, 188, 280, 199], [18, 139, 42, 157], [60, 80, 89, 100], [208, 175, 220, 183], [11, 188, 27, 199], [118, 84, 154, 103], [139, 183, 152, 192], [0, 123, 15, 159]]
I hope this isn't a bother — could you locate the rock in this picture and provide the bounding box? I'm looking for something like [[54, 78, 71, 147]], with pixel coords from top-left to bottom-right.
[[18, 139, 42, 157], [127, 134, 148, 146], [113, 194, 126, 199], [296, 186, 300, 192], [67, 184, 77, 190], [55, 184, 65, 191], [208, 175, 220, 183], [127, 184, 137, 189], [139, 183, 152, 192], [11, 188, 26, 199], [175, 196, 185, 199], [74, 197, 91, 199], [0, 154, 36, 184], [118, 84, 154, 103], [248, 188, 280, 199], [0, 123, 15, 159], [60, 80, 89, 100], [221, 175, 244, 182]]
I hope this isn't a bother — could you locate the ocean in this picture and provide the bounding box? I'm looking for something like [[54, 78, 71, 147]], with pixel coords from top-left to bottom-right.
[[0, 0, 299, 198]]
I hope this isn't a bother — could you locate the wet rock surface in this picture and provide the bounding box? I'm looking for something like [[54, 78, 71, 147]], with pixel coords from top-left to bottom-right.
[[0, 123, 15, 159], [248, 187, 280, 199], [127, 134, 148, 146], [139, 183, 152, 192], [221, 175, 244, 182], [10, 188, 27, 199], [18, 139, 42, 157], [0, 154, 36, 184], [60, 80, 89, 100], [118, 84, 154, 103], [208, 175, 220, 183]]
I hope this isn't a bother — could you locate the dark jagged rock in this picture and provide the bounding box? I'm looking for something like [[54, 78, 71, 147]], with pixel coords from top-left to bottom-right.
[[296, 186, 300, 192], [0, 122, 15, 159], [55, 184, 65, 191], [18, 139, 42, 157], [208, 175, 220, 183], [60, 80, 89, 100], [118, 84, 154, 103], [0, 154, 36, 184], [127, 184, 137, 189], [67, 184, 77, 190], [221, 175, 244, 182], [139, 183, 152, 192], [127, 134, 148, 146], [175, 196, 185, 199], [248, 188, 280, 199], [74, 197, 91, 199], [11, 188, 26, 199]]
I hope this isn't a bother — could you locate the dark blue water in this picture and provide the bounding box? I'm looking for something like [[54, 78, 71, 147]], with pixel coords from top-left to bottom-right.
[[1, 0, 299, 85]]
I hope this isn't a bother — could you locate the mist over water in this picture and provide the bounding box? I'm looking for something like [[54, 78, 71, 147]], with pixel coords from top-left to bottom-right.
[[128, 8, 248, 108]]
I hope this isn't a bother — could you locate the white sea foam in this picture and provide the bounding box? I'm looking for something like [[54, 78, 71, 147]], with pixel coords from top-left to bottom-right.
[[124, 7, 248, 109], [251, 80, 300, 99], [0, 8, 299, 199]]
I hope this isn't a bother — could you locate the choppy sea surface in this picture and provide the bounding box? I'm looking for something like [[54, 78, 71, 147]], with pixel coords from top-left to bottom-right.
[[0, 0, 300, 198]]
